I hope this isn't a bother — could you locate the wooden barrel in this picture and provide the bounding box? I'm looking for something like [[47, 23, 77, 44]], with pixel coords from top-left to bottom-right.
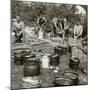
[[54, 76, 73, 86], [50, 54, 60, 66], [14, 50, 24, 65], [69, 58, 80, 71], [24, 60, 40, 77], [64, 72, 79, 85]]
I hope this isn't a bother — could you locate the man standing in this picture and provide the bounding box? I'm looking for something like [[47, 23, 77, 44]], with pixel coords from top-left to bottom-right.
[[37, 16, 46, 39], [12, 16, 25, 43], [74, 21, 83, 39], [52, 17, 62, 37]]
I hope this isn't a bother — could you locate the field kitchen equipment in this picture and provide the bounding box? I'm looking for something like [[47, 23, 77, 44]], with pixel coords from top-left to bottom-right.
[[50, 53, 60, 66], [23, 52, 36, 62], [69, 57, 80, 71], [22, 76, 41, 88], [41, 53, 51, 69], [24, 58, 40, 77], [63, 72, 79, 85], [14, 50, 25, 65], [54, 45, 68, 56], [53, 76, 73, 86], [54, 46, 62, 55], [24, 53, 40, 77]]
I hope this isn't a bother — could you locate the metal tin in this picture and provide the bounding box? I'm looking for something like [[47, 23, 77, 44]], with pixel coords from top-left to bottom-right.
[[50, 54, 60, 66], [14, 50, 24, 65], [54, 46, 62, 55], [24, 60, 40, 77], [54, 46, 67, 55], [69, 57, 80, 71], [24, 53, 36, 62]]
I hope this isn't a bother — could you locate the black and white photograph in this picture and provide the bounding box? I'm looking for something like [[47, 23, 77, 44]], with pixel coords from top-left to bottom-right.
[[11, 0, 88, 89]]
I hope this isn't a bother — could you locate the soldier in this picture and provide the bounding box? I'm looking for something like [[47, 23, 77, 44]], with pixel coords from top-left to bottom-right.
[[74, 21, 83, 39], [37, 16, 46, 39], [12, 16, 25, 43]]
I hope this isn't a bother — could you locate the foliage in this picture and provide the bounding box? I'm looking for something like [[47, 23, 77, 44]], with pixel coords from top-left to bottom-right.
[[11, 1, 87, 36]]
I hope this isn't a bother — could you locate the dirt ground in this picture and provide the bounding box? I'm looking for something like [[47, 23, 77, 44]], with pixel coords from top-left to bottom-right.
[[11, 42, 88, 90]]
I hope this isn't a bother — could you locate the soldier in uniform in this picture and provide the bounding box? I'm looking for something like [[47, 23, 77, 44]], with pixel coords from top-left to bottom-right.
[[12, 16, 25, 43]]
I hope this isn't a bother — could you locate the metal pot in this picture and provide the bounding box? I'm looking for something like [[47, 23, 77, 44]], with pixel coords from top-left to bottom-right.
[[50, 54, 59, 66], [69, 57, 80, 71], [54, 76, 73, 86], [64, 72, 79, 85], [24, 60, 40, 77], [54, 46, 67, 55], [54, 46, 62, 55], [14, 50, 24, 65], [24, 53, 36, 63]]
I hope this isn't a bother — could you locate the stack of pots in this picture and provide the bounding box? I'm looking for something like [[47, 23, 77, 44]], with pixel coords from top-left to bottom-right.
[[14, 49, 32, 65], [14, 50, 25, 65], [63, 72, 79, 85], [24, 53, 40, 77], [53, 72, 79, 86], [53, 76, 73, 86]]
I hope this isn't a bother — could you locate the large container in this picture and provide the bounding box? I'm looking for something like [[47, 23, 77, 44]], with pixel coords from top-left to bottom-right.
[[23, 53, 36, 63], [24, 60, 40, 77], [54, 46, 62, 55], [54, 46, 67, 55], [53, 76, 73, 86], [14, 50, 24, 65], [64, 72, 79, 85], [69, 57, 80, 71], [50, 54, 60, 66], [41, 53, 50, 69]]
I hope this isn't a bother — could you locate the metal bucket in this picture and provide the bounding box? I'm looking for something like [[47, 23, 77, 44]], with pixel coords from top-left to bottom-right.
[[24, 60, 40, 77], [23, 53, 36, 63], [54, 46, 62, 55], [69, 57, 80, 71], [54, 46, 67, 55], [14, 50, 24, 65], [50, 54, 60, 66]]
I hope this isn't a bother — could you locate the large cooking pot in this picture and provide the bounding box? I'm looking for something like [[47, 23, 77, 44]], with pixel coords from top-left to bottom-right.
[[69, 57, 80, 71], [54, 46, 67, 55], [54, 46, 62, 55], [53, 76, 73, 86], [14, 50, 24, 65], [50, 54, 60, 66], [24, 60, 40, 77], [23, 53, 36, 63], [64, 72, 79, 85]]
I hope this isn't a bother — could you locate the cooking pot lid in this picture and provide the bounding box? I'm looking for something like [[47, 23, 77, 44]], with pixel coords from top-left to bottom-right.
[[54, 77, 72, 85]]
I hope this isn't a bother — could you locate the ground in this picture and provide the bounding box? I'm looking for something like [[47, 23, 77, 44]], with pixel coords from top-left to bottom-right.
[[11, 41, 87, 90]]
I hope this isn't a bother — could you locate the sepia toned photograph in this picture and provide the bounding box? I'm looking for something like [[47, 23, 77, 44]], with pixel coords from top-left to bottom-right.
[[11, 0, 88, 89]]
